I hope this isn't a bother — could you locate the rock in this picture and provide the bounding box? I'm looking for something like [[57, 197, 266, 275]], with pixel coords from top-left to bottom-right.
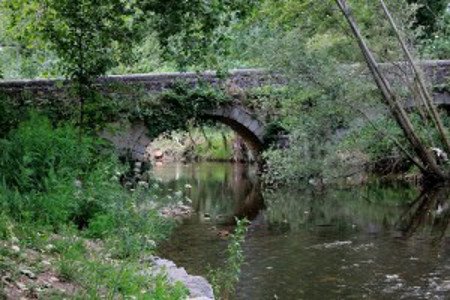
[[143, 257, 214, 300], [45, 244, 55, 251], [20, 269, 36, 279], [217, 230, 230, 239], [16, 282, 27, 290], [153, 150, 164, 160], [41, 260, 51, 266], [159, 203, 193, 219], [11, 245, 20, 253]]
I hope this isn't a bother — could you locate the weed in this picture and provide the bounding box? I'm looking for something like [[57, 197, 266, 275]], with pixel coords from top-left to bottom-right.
[[208, 218, 249, 299]]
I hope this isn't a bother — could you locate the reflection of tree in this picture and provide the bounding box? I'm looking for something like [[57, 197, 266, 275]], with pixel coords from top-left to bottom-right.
[[264, 186, 416, 233], [153, 162, 264, 224], [232, 183, 264, 223], [219, 163, 264, 225], [396, 187, 450, 245]]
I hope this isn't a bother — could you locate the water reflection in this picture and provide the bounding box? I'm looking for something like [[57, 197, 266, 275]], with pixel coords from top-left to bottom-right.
[[397, 187, 450, 244], [263, 185, 418, 235], [153, 162, 264, 225], [155, 163, 450, 299]]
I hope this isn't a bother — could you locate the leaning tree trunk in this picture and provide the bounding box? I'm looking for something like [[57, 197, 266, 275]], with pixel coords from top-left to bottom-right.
[[334, 0, 446, 181], [379, 0, 450, 154]]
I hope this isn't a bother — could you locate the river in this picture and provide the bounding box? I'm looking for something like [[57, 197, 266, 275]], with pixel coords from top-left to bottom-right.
[[154, 162, 450, 299]]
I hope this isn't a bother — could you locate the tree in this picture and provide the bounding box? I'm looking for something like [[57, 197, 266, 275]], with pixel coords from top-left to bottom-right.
[[2, 0, 141, 134], [335, 0, 450, 182], [140, 0, 258, 69], [407, 0, 449, 35]]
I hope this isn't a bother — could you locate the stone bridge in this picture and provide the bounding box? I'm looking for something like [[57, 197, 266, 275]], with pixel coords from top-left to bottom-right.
[[0, 60, 449, 160], [0, 69, 281, 159]]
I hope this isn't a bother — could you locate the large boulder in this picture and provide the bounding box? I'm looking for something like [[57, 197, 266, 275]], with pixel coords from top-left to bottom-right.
[[142, 256, 214, 300]]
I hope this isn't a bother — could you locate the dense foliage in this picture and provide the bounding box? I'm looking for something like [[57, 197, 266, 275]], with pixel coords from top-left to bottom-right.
[[2, 0, 139, 81], [1, 0, 449, 184], [407, 0, 449, 35], [420, 12, 450, 59]]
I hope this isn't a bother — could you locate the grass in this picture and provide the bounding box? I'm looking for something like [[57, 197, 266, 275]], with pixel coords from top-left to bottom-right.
[[0, 113, 188, 299]]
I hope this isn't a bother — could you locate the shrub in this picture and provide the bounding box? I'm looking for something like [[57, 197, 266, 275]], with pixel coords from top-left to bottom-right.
[[0, 113, 121, 229], [0, 113, 93, 193]]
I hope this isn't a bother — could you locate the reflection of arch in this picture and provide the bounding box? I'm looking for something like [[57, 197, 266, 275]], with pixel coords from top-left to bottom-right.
[[102, 104, 266, 161]]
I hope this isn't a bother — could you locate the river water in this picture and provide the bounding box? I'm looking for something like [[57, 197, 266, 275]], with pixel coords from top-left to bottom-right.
[[154, 162, 450, 299]]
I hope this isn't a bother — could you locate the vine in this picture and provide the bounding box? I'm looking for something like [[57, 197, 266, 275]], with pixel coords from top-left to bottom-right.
[[134, 80, 232, 138]]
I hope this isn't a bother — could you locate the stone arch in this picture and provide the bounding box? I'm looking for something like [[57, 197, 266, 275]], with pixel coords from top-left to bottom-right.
[[101, 105, 266, 161], [202, 105, 265, 153]]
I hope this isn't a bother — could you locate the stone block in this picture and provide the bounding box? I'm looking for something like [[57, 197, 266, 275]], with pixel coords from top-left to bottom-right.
[[230, 107, 243, 121], [248, 120, 262, 133]]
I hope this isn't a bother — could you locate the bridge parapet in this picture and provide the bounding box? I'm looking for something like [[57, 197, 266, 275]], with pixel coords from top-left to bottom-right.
[[0, 69, 282, 95], [0, 60, 447, 102]]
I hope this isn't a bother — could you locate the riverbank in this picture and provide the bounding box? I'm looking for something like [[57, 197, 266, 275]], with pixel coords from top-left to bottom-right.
[[0, 202, 213, 299]]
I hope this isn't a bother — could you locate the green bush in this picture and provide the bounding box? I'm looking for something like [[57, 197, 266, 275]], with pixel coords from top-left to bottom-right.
[[0, 113, 119, 230], [0, 212, 13, 240], [0, 113, 93, 193], [420, 14, 450, 59], [86, 198, 173, 258], [208, 218, 249, 299]]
